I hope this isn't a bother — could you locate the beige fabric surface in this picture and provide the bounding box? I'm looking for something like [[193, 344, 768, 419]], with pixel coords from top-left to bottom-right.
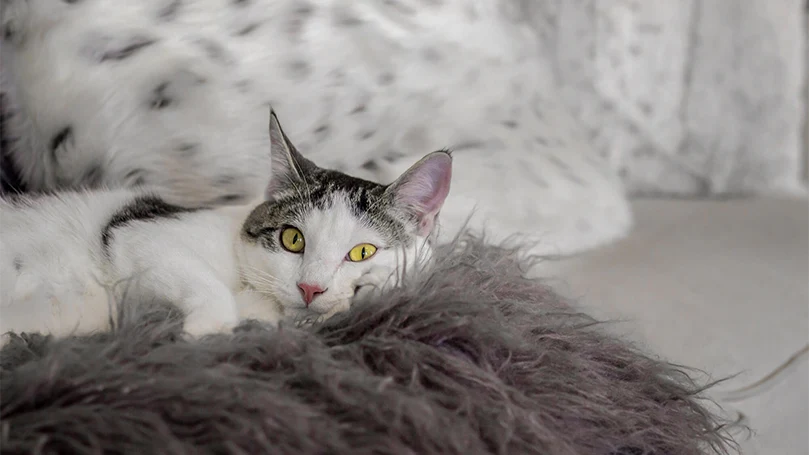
[[538, 197, 809, 454]]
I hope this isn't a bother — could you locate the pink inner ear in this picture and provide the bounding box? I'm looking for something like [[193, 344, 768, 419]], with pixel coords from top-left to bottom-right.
[[395, 153, 452, 234]]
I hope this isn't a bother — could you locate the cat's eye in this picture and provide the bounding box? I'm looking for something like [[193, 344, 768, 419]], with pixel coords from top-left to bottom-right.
[[347, 243, 377, 262], [280, 227, 305, 253]]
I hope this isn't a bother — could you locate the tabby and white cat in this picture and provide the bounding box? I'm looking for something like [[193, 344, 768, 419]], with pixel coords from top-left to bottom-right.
[[0, 111, 452, 340]]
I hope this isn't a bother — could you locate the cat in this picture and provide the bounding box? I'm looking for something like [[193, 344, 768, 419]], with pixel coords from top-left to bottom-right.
[[0, 110, 452, 341]]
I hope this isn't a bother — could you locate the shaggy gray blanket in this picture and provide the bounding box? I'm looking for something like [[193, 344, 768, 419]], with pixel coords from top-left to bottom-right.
[[0, 237, 736, 455]]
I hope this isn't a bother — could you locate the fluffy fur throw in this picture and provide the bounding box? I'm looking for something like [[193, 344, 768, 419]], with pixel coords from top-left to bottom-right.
[[0, 237, 735, 454]]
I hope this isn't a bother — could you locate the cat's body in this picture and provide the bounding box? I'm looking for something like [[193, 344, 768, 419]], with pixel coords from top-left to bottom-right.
[[0, 111, 452, 341], [1, 189, 253, 338]]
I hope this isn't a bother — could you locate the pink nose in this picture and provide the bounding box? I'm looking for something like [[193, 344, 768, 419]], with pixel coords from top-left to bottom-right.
[[297, 282, 326, 306]]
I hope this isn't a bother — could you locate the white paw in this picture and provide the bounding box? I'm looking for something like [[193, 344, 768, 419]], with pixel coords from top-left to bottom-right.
[[234, 289, 282, 326], [183, 309, 239, 338], [321, 300, 351, 320], [353, 267, 397, 301]]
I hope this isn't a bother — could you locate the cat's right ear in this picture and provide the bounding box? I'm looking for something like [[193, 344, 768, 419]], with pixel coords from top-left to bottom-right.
[[266, 109, 315, 199]]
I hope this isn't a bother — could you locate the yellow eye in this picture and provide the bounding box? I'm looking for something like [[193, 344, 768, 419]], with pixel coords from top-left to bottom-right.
[[280, 227, 305, 253], [347, 243, 377, 262]]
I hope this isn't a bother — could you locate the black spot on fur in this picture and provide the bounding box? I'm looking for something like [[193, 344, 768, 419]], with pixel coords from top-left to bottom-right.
[[565, 173, 586, 186], [216, 193, 246, 204], [101, 196, 200, 253], [3, 25, 17, 43], [215, 175, 237, 186], [294, 3, 314, 15], [125, 169, 148, 186], [547, 155, 570, 171], [357, 130, 375, 141], [350, 104, 367, 115], [13, 257, 23, 272], [235, 23, 261, 36], [285, 18, 305, 40], [83, 163, 105, 187], [334, 9, 363, 27], [383, 151, 405, 163], [150, 83, 172, 109], [547, 155, 586, 186], [175, 143, 199, 156], [518, 159, 549, 188], [234, 79, 252, 93], [100, 37, 157, 61], [421, 47, 442, 62], [382, 0, 416, 14], [232, 0, 250, 5], [451, 140, 484, 152], [288, 60, 312, 79], [50, 127, 73, 153], [361, 160, 379, 171], [195, 38, 229, 63], [502, 120, 518, 129], [637, 101, 653, 116], [63, 0, 81, 4], [156, 0, 182, 20], [313, 124, 330, 142]]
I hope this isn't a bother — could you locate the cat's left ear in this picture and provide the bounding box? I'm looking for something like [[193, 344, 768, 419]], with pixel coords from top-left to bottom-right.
[[266, 109, 317, 199], [386, 151, 452, 236]]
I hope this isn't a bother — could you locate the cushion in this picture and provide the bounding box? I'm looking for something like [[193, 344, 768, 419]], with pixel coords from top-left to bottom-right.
[[543, 197, 809, 454], [0, 0, 631, 256], [0, 235, 736, 454]]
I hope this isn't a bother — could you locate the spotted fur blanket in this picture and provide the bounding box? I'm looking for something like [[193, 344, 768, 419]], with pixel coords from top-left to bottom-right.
[[0, 236, 736, 454]]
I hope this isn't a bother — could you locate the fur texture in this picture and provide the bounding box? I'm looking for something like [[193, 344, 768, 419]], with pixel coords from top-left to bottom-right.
[[0, 0, 632, 256], [0, 235, 738, 455]]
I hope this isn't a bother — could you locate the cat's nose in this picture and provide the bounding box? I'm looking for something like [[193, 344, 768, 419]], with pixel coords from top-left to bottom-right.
[[297, 282, 326, 306]]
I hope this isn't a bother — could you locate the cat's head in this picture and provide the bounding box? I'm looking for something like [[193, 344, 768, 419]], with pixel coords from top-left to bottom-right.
[[237, 110, 452, 319]]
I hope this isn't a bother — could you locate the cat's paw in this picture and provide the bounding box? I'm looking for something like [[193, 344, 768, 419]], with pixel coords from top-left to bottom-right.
[[353, 267, 397, 301], [321, 300, 351, 320], [183, 309, 239, 338], [234, 289, 282, 326]]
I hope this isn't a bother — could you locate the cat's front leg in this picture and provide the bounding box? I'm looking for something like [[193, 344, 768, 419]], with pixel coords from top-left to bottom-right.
[[180, 286, 241, 338], [129, 263, 240, 338], [234, 288, 283, 326]]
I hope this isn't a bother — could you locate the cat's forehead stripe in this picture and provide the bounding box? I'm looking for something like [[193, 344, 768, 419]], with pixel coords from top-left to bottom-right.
[[243, 170, 410, 247]]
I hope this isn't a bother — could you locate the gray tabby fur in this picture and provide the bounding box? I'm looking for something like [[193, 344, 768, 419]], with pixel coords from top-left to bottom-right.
[[0, 234, 739, 455]]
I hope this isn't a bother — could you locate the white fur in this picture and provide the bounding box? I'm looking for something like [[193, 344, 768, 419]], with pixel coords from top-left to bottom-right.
[[0, 0, 632, 256], [0, 189, 432, 342]]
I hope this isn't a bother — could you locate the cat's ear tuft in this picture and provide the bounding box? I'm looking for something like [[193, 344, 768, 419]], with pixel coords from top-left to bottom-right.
[[266, 109, 315, 199], [386, 151, 452, 236]]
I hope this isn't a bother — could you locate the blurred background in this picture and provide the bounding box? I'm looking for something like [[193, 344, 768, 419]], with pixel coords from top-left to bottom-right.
[[1, 1, 807, 453]]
